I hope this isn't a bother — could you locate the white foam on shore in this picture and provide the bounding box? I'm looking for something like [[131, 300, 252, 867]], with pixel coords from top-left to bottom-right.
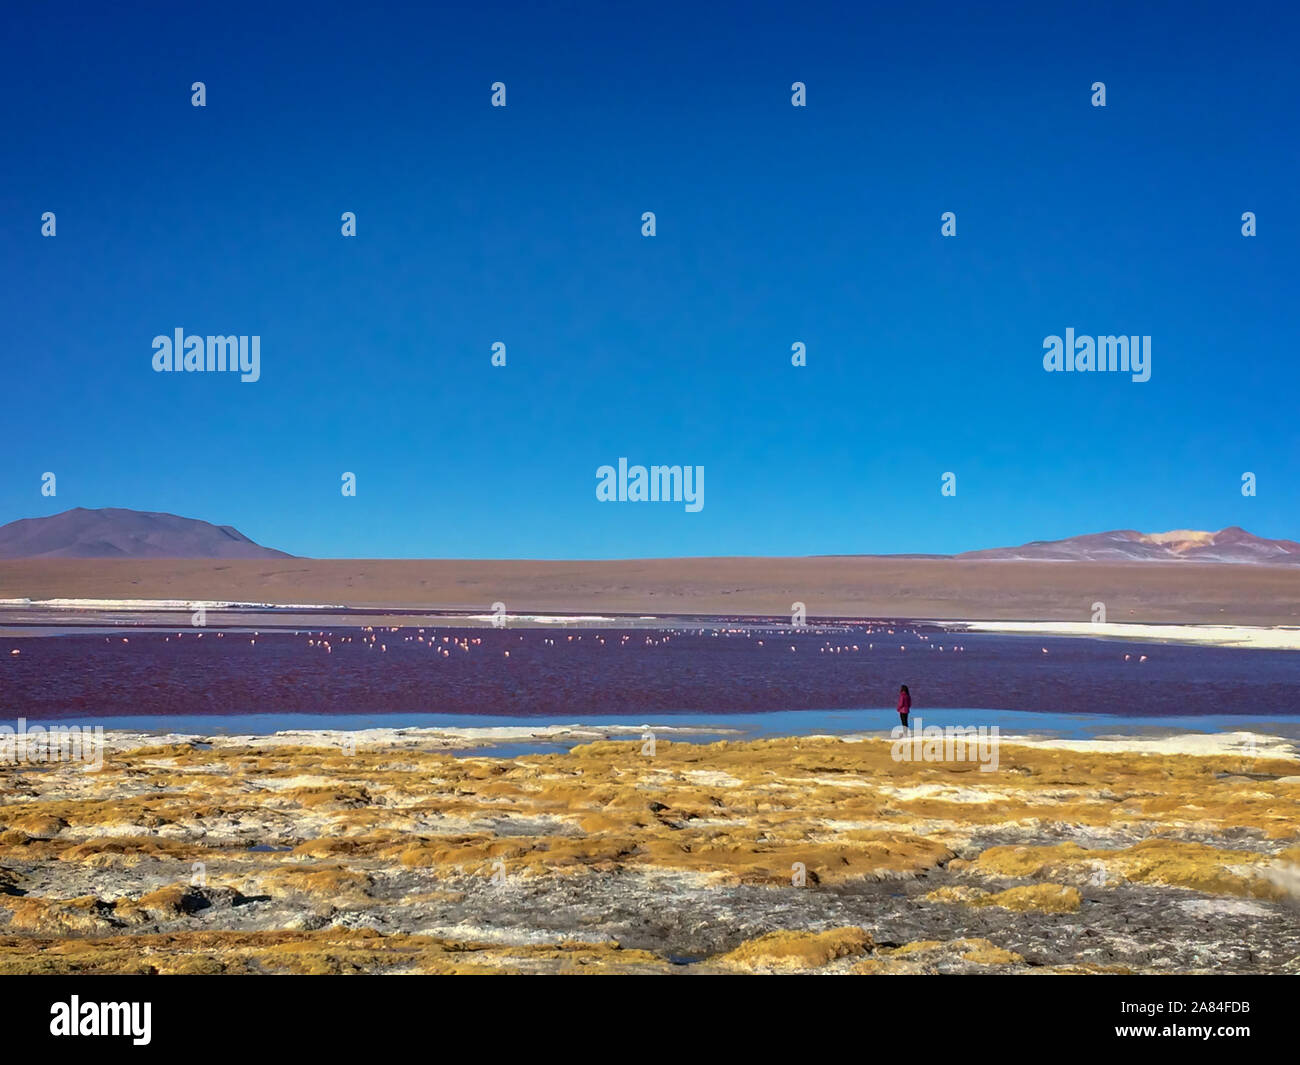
[[99, 722, 739, 753], [460, 613, 619, 624], [956, 730, 1295, 760], [0, 598, 612, 622], [947, 619, 1300, 651], [0, 597, 348, 611], [840, 728, 1297, 760]]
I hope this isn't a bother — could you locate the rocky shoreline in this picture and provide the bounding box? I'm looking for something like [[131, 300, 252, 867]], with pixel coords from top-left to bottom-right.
[[1, 728, 1298, 974]]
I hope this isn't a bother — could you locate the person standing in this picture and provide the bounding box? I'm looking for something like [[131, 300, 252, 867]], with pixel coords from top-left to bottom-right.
[[896, 684, 911, 728]]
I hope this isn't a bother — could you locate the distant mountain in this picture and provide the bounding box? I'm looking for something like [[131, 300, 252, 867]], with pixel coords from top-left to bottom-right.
[[958, 527, 1300, 565], [1, 509, 1292, 566], [0, 507, 294, 560]]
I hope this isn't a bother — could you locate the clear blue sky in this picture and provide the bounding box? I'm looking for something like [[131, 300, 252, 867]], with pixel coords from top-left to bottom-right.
[[2, 1, 1296, 559]]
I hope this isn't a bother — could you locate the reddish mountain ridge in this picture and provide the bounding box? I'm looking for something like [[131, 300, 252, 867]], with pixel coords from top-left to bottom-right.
[[0, 507, 293, 560], [958, 526, 1300, 565], [0, 509, 1293, 565]]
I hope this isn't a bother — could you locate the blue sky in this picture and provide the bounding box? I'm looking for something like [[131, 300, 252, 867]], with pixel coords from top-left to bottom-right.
[[2, 1, 1296, 558]]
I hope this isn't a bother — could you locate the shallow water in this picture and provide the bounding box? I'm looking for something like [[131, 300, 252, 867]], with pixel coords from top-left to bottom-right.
[[3, 621, 1298, 727]]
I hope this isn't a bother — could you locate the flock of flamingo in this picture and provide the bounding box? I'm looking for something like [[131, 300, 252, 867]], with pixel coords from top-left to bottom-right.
[[3, 619, 1152, 665]]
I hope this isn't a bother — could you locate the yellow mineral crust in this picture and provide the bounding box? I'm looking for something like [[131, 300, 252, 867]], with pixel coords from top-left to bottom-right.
[[715, 927, 874, 970], [923, 883, 1083, 913], [0, 733, 1296, 973]]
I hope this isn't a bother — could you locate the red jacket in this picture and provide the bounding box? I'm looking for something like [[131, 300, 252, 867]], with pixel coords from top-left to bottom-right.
[[897, 691, 911, 714]]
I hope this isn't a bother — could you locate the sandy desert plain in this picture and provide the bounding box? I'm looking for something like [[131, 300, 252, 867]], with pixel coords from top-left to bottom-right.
[[4, 555, 1300, 623]]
